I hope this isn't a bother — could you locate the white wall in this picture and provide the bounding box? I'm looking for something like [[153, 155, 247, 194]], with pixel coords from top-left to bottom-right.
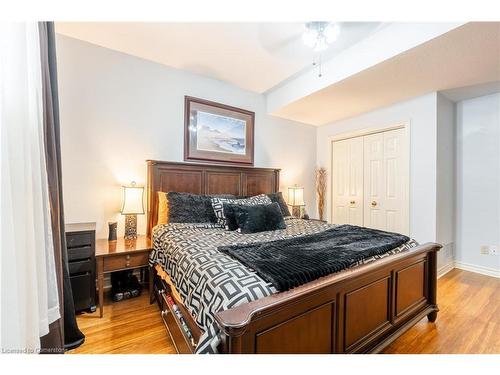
[[316, 93, 438, 244], [56, 35, 317, 239], [436, 94, 456, 269], [456, 93, 500, 274]]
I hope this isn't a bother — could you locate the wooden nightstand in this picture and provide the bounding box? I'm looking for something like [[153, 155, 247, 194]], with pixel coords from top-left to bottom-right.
[[95, 235, 152, 318]]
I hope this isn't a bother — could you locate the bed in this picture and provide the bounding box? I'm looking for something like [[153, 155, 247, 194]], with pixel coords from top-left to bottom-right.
[[146, 160, 441, 354]]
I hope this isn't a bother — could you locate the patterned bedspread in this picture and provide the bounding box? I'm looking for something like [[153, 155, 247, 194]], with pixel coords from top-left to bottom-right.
[[149, 218, 417, 353]]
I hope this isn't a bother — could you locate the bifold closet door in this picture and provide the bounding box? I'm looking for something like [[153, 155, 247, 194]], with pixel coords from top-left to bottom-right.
[[332, 137, 363, 226], [363, 128, 408, 234]]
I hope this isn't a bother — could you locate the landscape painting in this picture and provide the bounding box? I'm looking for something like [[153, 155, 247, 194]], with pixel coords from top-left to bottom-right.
[[184, 96, 255, 165], [196, 111, 246, 155]]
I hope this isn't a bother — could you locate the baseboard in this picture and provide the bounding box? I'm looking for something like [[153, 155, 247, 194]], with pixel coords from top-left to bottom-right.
[[437, 261, 455, 279], [454, 261, 500, 279]]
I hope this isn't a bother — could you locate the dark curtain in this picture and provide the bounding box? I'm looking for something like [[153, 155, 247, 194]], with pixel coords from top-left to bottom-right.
[[38, 22, 85, 352]]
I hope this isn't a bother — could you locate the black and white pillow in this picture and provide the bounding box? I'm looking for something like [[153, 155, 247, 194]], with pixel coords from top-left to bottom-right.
[[211, 194, 271, 229]]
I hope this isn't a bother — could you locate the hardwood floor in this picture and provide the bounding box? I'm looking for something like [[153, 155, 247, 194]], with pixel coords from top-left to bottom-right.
[[69, 292, 175, 354], [69, 269, 499, 354], [383, 268, 500, 354]]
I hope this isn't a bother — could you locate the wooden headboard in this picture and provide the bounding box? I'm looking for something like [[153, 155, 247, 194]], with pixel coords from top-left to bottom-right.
[[146, 160, 280, 237]]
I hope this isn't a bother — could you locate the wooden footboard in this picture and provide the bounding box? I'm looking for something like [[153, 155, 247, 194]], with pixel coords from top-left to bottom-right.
[[215, 242, 440, 354]]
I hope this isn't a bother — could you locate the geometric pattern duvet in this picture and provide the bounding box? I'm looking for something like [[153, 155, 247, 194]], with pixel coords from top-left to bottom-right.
[[149, 218, 418, 353]]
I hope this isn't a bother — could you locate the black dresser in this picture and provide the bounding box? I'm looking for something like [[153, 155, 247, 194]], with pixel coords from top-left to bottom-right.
[[65, 223, 97, 313]]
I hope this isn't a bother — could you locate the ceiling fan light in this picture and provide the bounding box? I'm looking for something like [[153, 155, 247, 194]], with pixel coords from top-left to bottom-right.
[[314, 38, 328, 52], [324, 23, 340, 44], [302, 28, 319, 48]]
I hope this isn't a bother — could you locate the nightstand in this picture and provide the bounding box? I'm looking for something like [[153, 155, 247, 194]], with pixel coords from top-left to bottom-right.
[[95, 235, 153, 317], [65, 223, 96, 313]]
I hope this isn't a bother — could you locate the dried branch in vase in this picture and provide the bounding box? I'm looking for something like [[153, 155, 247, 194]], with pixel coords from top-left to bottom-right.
[[316, 167, 327, 221]]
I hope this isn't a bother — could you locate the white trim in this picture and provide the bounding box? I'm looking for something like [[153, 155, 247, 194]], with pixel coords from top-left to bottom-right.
[[454, 261, 500, 279], [327, 122, 408, 143], [436, 260, 500, 279], [437, 261, 455, 279]]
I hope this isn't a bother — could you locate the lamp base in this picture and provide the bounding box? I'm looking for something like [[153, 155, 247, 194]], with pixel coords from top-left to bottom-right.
[[291, 206, 303, 218], [124, 214, 137, 240]]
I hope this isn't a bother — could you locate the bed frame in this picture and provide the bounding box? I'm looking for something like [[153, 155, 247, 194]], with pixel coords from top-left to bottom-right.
[[146, 160, 441, 354]]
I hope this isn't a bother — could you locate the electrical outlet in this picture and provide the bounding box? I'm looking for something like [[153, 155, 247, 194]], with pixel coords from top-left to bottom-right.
[[480, 245, 499, 255]]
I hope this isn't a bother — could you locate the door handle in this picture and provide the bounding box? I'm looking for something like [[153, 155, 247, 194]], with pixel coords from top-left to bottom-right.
[[350, 200, 355, 205], [371, 201, 377, 207]]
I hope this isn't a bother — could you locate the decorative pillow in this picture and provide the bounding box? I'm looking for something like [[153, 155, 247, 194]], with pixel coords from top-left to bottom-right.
[[229, 202, 287, 234], [157, 192, 169, 225], [211, 194, 271, 228], [222, 204, 241, 231], [223, 195, 280, 230], [167, 192, 234, 224], [267, 192, 291, 217]]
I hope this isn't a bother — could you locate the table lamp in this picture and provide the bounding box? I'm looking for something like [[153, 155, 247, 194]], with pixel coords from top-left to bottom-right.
[[121, 181, 144, 240], [287, 185, 305, 218]]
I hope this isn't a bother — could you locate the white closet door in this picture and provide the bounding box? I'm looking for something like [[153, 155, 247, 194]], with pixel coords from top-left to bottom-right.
[[382, 128, 408, 234], [363, 128, 408, 234], [363, 133, 385, 230], [332, 137, 363, 225]]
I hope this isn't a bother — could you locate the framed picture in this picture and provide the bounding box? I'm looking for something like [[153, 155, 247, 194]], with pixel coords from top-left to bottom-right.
[[184, 96, 255, 165]]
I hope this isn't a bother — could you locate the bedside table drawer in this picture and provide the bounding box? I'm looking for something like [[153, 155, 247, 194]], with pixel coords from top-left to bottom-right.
[[103, 252, 149, 271]]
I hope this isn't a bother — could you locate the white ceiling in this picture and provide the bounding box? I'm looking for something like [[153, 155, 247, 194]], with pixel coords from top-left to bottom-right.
[[55, 22, 384, 93], [441, 81, 500, 102], [55, 22, 500, 126], [271, 22, 500, 125]]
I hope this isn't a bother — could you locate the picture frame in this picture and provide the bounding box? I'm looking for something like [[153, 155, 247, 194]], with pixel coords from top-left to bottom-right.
[[184, 96, 255, 166]]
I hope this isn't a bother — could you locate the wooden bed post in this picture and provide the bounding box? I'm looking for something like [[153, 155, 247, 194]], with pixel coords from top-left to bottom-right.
[[427, 250, 439, 322]]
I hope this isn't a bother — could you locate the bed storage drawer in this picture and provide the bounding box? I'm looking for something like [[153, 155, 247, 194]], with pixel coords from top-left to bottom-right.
[[159, 290, 196, 354], [152, 271, 200, 354], [161, 308, 193, 354]]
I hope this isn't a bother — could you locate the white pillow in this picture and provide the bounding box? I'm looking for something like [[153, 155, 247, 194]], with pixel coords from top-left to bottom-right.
[[210, 194, 271, 228]]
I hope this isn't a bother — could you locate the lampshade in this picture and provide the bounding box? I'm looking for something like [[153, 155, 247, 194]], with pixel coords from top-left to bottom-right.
[[287, 186, 305, 206], [121, 183, 144, 215]]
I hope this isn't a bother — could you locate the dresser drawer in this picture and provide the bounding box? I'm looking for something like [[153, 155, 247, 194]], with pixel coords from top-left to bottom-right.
[[69, 258, 94, 275], [67, 232, 94, 248], [103, 252, 149, 272], [68, 245, 94, 261]]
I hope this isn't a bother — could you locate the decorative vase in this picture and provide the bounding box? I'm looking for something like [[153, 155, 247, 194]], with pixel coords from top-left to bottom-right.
[[108, 222, 117, 241], [316, 168, 327, 221]]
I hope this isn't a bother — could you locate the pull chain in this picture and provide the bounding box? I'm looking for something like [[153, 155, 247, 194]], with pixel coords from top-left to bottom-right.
[[312, 53, 323, 78], [318, 54, 322, 78]]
